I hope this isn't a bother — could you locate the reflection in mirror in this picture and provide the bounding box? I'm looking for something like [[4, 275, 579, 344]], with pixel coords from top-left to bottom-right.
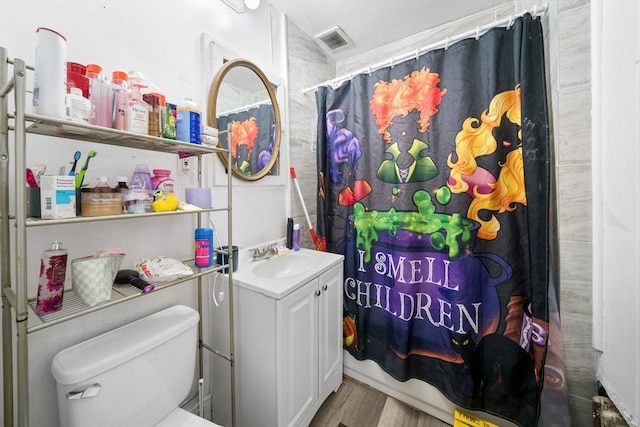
[[208, 59, 281, 181]]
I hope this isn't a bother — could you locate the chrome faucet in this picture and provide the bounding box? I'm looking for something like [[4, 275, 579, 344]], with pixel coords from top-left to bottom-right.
[[252, 243, 278, 261]]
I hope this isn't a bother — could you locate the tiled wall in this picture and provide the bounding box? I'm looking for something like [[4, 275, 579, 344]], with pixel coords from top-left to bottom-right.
[[286, 20, 335, 248], [286, 1, 597, 425], [552, 1, 597, 425]]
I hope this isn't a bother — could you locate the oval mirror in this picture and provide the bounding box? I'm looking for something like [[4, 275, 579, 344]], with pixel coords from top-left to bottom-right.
[[207, 59, 281, 181]]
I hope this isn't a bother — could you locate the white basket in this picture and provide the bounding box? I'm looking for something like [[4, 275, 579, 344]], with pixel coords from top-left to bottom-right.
[[71, 254, 124, 307]]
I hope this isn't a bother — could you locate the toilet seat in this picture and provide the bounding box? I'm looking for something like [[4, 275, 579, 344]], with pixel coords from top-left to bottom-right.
[[155, 408, 221, 427]]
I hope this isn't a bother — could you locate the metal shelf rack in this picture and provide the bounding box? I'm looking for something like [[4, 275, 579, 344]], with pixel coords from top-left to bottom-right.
[[0, 48, 235, 427]]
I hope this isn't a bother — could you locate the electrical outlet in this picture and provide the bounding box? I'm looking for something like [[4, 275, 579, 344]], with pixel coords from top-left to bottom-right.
[[180, 157, 192, 173]]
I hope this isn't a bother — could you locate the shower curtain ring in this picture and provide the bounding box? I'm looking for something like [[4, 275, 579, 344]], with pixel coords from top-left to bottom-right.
[[476, 27, 480, 40], [416, 49, 420, 60], [508, 15, 513, 29], [445, 37, 449, 50]]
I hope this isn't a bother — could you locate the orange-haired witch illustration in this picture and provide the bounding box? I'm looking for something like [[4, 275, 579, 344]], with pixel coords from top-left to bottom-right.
[[369, 67, 446, 184], [231, 117, 259, 175]]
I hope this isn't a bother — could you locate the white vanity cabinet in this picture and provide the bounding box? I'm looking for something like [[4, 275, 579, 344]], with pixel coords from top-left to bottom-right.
[[233, 255, 343, 427]]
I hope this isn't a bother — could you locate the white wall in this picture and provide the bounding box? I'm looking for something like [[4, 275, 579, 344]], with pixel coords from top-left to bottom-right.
[[592, 1, 640, 425], [0, 1, 288, 425]]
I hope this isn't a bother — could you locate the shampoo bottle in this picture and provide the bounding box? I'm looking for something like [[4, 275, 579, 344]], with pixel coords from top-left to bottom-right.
[[34, 241, 68, 316]]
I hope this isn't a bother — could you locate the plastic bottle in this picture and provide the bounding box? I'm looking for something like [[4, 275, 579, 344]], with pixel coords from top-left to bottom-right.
[[148, 92, 167, 137], [65, 87, 91, 123], [66, 62, 89, 99], [125, 71, 149, 135], [115, 176, 128, 189], [130, 164, 153, 190], [86, 64, 113, 128], [164, 102, 177, 139], [126, 164, 153, 213], [33, 28, 67, 119], [286, 218, 293, 249], [176, 98, 201, 144], [111, 71, 129, 130], [114, 176, 128, 214], [143, 93, 162, 137], [34, 241, 68, 316], [151, 169, 174, 196], [194, 228, 214, 268], [292, 223, 301, 251]]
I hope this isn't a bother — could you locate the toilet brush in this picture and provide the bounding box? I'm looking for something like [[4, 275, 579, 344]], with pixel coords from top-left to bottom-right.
[[290, 167, 321, 250]]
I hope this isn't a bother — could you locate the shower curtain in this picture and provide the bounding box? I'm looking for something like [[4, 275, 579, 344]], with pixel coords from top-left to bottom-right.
[[217, 103, 276, 176], [316, 14, 569, 426]]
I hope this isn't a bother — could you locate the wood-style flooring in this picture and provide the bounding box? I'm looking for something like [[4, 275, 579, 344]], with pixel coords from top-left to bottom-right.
[[310, 376, 451, 427]]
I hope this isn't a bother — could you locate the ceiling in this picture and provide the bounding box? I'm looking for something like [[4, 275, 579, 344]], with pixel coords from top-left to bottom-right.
[[267, 0, 511, 62]]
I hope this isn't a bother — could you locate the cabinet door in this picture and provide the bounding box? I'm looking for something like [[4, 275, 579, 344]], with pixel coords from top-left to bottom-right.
[[277, 279, 319, 427], [318, 264, 343, 398]]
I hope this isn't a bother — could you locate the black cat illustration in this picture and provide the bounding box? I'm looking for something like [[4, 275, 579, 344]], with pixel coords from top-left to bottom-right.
[[450, 331, 538, 426]]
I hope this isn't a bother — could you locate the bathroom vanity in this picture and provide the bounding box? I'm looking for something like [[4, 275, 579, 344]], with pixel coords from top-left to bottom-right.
[[231, 248, 344, 427]]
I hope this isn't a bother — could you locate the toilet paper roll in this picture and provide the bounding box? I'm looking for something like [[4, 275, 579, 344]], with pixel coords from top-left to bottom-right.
[[185, 187, 212, 208]]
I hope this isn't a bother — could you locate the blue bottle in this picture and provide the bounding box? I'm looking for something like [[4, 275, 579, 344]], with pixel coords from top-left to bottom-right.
[[194, 228, 214, 267]]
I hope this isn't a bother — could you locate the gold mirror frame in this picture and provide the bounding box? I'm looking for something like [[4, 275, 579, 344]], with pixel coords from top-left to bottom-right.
[[207, 59, 281, 181]]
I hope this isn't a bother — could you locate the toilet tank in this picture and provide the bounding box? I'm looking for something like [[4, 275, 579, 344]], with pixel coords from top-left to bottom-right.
[[51, 305, 200, 427]]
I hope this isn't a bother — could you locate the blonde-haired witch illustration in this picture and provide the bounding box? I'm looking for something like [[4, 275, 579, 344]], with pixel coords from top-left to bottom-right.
[[447, 85, 526, 240]]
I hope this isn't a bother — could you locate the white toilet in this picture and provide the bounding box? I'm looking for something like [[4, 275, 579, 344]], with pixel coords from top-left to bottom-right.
[[51, 305, 220, 427]]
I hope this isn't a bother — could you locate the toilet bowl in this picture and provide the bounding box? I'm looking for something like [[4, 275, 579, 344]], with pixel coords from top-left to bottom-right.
[[51, 305, 220, 427]]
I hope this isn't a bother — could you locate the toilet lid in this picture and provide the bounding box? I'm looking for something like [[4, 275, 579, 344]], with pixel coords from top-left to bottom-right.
[[155, 408, 221, 427]]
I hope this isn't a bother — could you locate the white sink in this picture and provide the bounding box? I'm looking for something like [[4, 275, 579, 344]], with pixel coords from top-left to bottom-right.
[[232, 246, 344, 299], [251, 251, 317, 279]]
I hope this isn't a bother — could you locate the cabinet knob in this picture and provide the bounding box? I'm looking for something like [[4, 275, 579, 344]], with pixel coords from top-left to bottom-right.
[[315, 290, 321, 296], [322, 284, 328, 291]]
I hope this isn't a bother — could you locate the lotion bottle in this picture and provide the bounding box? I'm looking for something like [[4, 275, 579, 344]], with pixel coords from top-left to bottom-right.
[[34, 241, 68, 316], [125, 70, 149, 135]]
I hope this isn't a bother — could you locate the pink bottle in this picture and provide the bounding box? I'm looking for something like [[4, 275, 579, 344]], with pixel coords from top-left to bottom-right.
[[34, 241, 68, 316], [86, 64, 113, 128], [111, 70, 129, 130], [151, 169, 174, 196]]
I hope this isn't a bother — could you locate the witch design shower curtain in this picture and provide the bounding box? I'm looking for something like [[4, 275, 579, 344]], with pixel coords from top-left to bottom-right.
[[316, 14, 567, 426]]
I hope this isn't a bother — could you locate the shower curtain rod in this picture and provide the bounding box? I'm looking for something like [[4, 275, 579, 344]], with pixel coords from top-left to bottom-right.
[[301, 2, 549, 94], [218, 99, 271, 116]]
